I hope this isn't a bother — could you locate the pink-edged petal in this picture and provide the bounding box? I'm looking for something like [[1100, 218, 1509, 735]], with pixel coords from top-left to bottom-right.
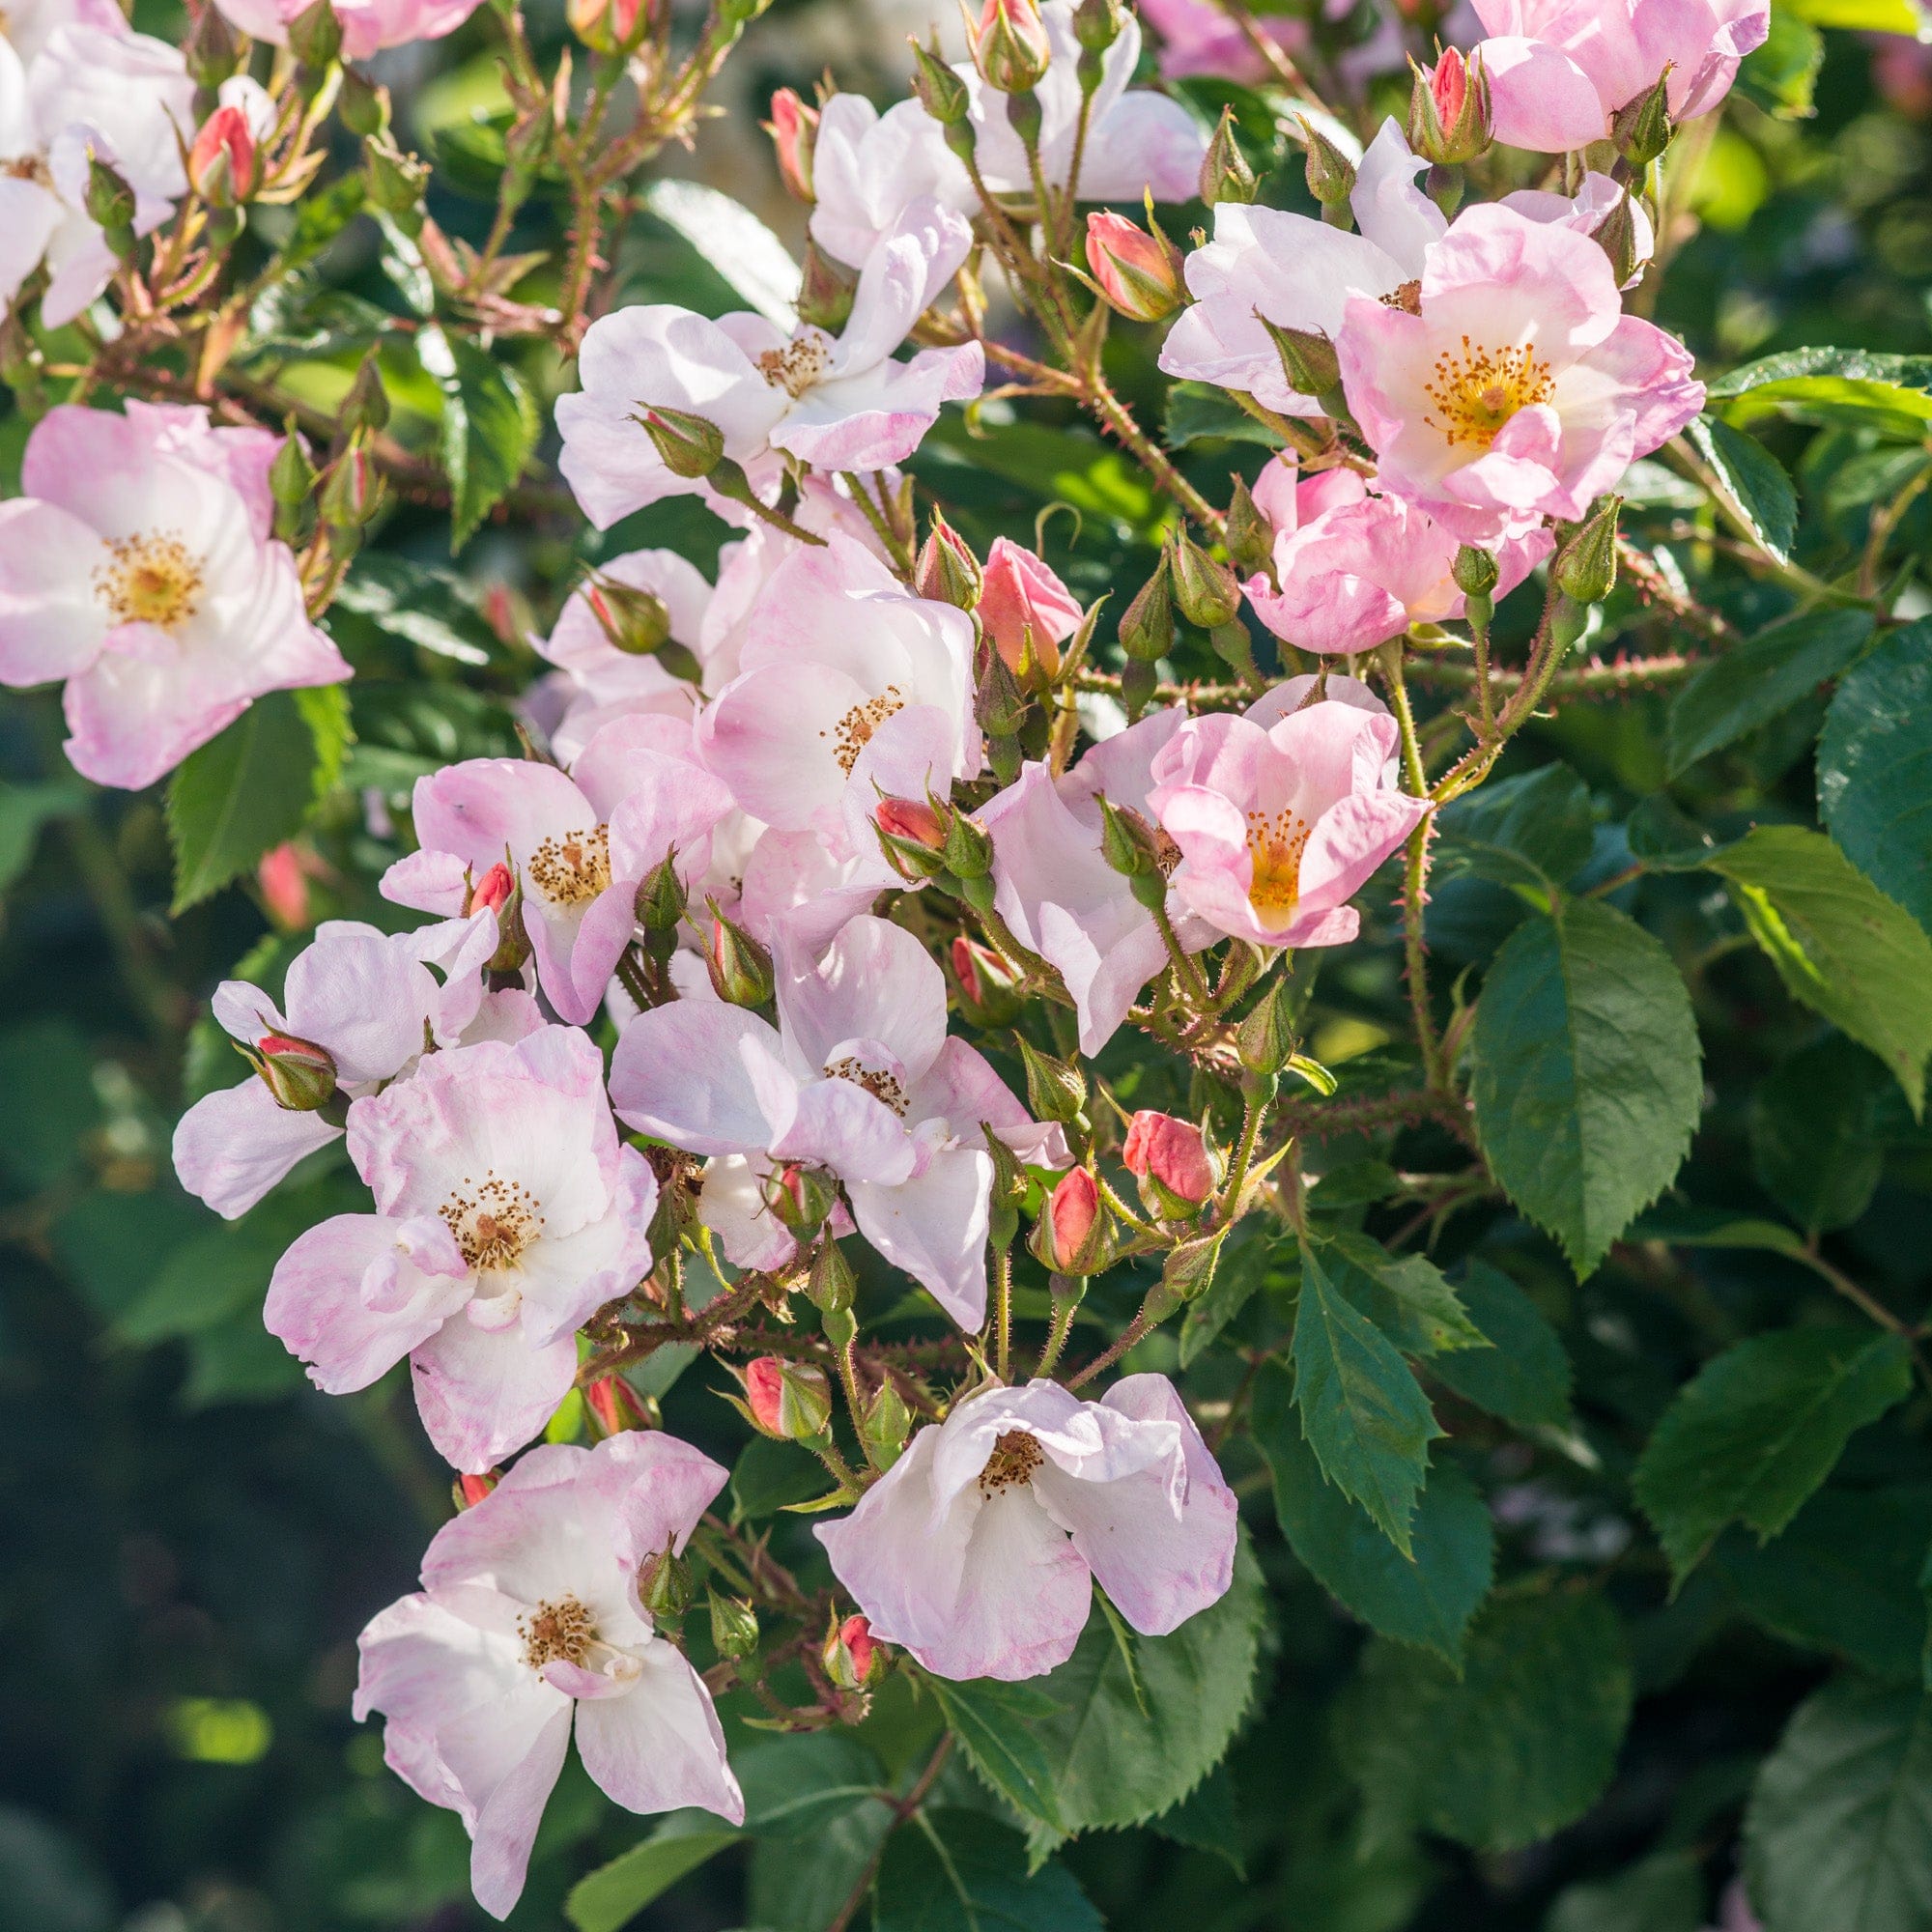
[[468, 1699, 573, 1920], [172, 1079, 341, 1220], [697, 1153, 799, 1271], [609, 1001, 784, 1154], [1475, 35, 1610, 152], [574, 1643, 745, 1823], [0, 497, 110, 684], [410, 1315, 580, 1472], [776, 913, 948, 1080], [847, 1144, 994, 1328], [1295, 789, 1433, 918], [769, 1076, 917, 1186]]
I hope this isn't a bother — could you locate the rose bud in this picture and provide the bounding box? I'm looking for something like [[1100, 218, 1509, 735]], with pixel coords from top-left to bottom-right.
[[874, 797, 950, 880], [451, 1470, 498, 1510], [1122, 1110, 1223, 1218], [1084, 210, 1184, 324], [972, 0, 1051, 94], [706, 905, 775, 1008], [568, 0, 645, 52], [762, 1162, 838, 1240], [951, 934, 1023, 1025], [823, 1613, 887, 1690], [914, 512, 981, 611], [743, 1356, 835, 1441], [1033, 1167, 1108, 1274], [1407, 46, 1492, 166], [765, 87, 818, 201], [247, 1032, 337, 1112], [469, 861, 515, 917], [583, 1374, 658, 1436], [979, 537, 1083, 679], [187, 103, 255, 208]]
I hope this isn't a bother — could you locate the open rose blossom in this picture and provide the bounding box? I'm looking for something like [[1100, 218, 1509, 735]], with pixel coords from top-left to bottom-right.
[[265, 1026, 658, 1470], [213, 0, 489, 60], [1147, 676, 1431, 948], [1469, 0, 1770, 154], [806, 93, 974, 271], [355, 1433, 741, 1920], [816, 1375, 1237, 1681], [0, 402, 349, 788], [1137, 0, 1307, 82], [1335, 201, 1703, 546]]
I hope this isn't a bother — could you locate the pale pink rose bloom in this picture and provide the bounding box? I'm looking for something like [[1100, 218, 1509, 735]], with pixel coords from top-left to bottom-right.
[[1470, 0, 1769, 154], [213, 0, 485, 60], [808, 95, 974, 271], [1243, 456, 1552, 656], [1146, 675, 1431, 948], [0, 0, 131, 62], [1138, 0, 1307, 81], [610, 914, 1063, 1326], [0, 403, 348, 788], [979, 537, 1084, 676], [555, 205, 981, 529], [172, 913, 525, 1220], [1335, 201, 1703, 546], [978, 709, 1216, 1057], [817, 1375, 1237, 1681], [355, 1433, 742, 1920], [1161, 118, 1652, 414], [0, 25, 194, 326], [381, 717, 734, 1025], [696, 530, 980, 840], [266, 1026, 659, 1470], [965, 0, 1207, 203]]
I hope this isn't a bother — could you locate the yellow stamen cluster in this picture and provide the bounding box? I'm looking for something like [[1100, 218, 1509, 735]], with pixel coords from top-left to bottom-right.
[[440, 1171, 543, 1271], [1422, 336, 1555, 449], [1246, 807, 1312, 917], [94, 532, 206, 631], [823, 687, 906, 776], [756, 332, 832, 398], [528, 825, 611, 905], [979, 1429, 1044, 1496], [825, 1055, 908, 1116], [520, 1595, 595, 1670]]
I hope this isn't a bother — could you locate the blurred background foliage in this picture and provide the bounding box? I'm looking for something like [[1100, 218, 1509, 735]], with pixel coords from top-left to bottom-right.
[[6, 0, 1932, 1926]]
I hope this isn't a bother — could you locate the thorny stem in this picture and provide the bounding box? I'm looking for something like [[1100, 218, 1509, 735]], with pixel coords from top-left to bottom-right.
[[1381, 651, 1444, 1090], [1037, 1291, 1082, 1378], [825, 1735, 956, 1932], [992, 1243, 1015, 1383]]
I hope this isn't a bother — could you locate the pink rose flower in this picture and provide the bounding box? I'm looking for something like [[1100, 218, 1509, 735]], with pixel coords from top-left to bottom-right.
[[1469, 0, 1770, 154], [816, 1374, 1237, 1681], [213, 0, 488, 61], [0, 403, 348, 789], [555, 206, 981, 529], [978, 537, 1085, 676], [1138, 0, 1307, 82], [1, 0, 133, 63], [1335, 201, 1703, 546], [1243, 456, 1552, 655], [610, 914, 1064, 1326], [1122, 1111, 1220, 1209], [266, 1026, 659, 1471], [355, 1433, 742, 1920], [1146, 676, 1432, 948], [807, 94, 974, 271]]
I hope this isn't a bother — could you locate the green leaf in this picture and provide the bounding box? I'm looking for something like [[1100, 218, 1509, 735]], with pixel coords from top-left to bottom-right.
[[1748, 1037, 1891, 1235], [1429, 1261, 1575, 1431], [1736, 9, 1824, 120], [419, 327, 539, 552], [564, 1815, 740, 1932], [0, 778, 85, 893], [1744, 1675, 1932, 1932], [1703, 825, 1932, 1113], [1436, 764, 1596, 892], [1633, 1328, 1913, 1583], [1335, 1587, 1634, 1854], [1686, 413, 1799, 563], [1147, 1761, 1244, 1871], [1779, 0, 1926, 31], [1546, 1851, 1705, 1932], [330, 552, 504, 666], [1715, 1484, 1932, 1683], [729, 1435, 826, 1522], [1818, 620, 1932, 933], [1163, 382, 1284, 449], [1256, 1361, 1494, 1664], [1624, 1205, 1807, 1256], [738, 1735, 899, 1932], [165, 689, 348, 914], [1711, 346, 1932, 440], [0, 1020, 100, 1192], [1325, 1231, 1489, 1357], [1291, 1236, 1442, 1555], [928, 1678, 1068, 1834], [1470, 898, 1703, 1279], [640, 180, 801, 327], [872, 1810, 1102, 1932], [1664, 608, 1873, 777]]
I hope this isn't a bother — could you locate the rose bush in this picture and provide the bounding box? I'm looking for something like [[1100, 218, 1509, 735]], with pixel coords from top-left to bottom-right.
[[4, 0, 1932, 1925]]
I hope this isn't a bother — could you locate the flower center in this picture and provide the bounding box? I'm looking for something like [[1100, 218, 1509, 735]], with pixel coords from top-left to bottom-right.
[[94, 532, 206, 630], [825, 1053, 909, 1116], [979, 1429, 1044, 1495], [527, 824, 611, 905], [440, 1171, 543, 1272], [520, 1595, 596, 1670], [1246, 807, 1312, 918], [756, 329, 833, 399], [1381, 279, 1423, 315], [822, 685, 905, 776], [1422, 335, 1555, 450]]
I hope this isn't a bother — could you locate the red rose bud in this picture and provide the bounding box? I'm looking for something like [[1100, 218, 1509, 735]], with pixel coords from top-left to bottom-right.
[[706, 905, 775, 1008], [1036, 1166, 1106, 1273], [250, 1032, 337, 1112], [913, 511, 982, 611], [1407, 47, 1491, 165], [187, 103, 255, 208], [873, 797, 950, 880], [584, 1374, 658, 1436], [951, 934, 1023, 1023], [256, 842, 315, 930], [765, 87, 818, 201], [1122, 1110, 1222, 1216], [469, 862, 515, 917], [1084, 211, 1184, 324], [823, 1613, 886, 1690], [972, 0, 1051, 94], [980, 537, 1083, 679], [744, 1356, 834, 1440], [452, 1470, 499, 1510], [763, 1162, 838, 1240]]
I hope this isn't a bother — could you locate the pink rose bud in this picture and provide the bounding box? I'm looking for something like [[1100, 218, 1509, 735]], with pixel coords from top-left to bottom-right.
[[706, 906, 776, 1008], [951, 935, 1023, 1021], [251, 1032, 337, 1112], [823, 1612, 886, 1690], [452, 1470, 498, 1509], [744, 1356, 834, 1440], [567, 0, 644, 51], [469, 861, 515, 917], [973, 0, 1051, 93], [765, 87, 818, 201], [979, 537, 1084, 679], [1408, 46, 1491, 165], [762, 1162, 838, 1239], [1122, 1110, 1221, 1216], [1084, 210, 1185, 325], [913, 513, 981, 611], [876, 797, 948, 849], [1037, 1167, 1105, 1274], [583, 1374, 656, 1436], [256, 842, 314, 930], [187, 103, 254, 208]]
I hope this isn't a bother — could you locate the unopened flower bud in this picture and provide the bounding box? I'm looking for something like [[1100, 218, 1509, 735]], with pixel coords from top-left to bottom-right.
[[1096, 794, 1170, 913], [807, 1236, 857, 1314], [1169, 529, 1240, 630], [1017, 1037, 1088, 1124], [914, 513, 982, 611], [1118, 556, 1174, 665], [584, 1374, 658, 1436], [909, 35, 972, 127], [1071, 0, 1124, 52], [287, 0, 342, 67], [639, 406, 725, 479], [1551, 496, 1621, 604], [1033, 1166, 1106, 1273], [1200, 106, 1257, 208], [975, 633, 1028, 739], [84, 154, 136, 252], [1612, 71, 1673, 168], [824, 1613, 887, 1690], [1236, 976, 1296, 1080], [1297, 114, 1356, 209], [452, 1469, 498, 1509], [1225, 473, 1275, 582], [569, 0, 645, 51], [764, 1163, 838, 1241], [635, 849, 687, 932], [320, 439, 384, 533], [973, 0, 1051, 95], [337, 66, 390, 138], [765, 88, 818, 200], [1084, 210, 1184, 324], [249, 1032, 338, 1111], [338, 352, 390, 439], [1451, 543, 1498, 598], [1407, 47, 1491, 165], [744, 1355, 835, 1440], [637, 1542, 691, 1625], [269, 422, 316, 510], [1162, 1226, 1225, 1301], [873, 796, 950, 880], [794, 241, 858, 334], [708, 1591, 760, 1660], [585, 575, 673, 657], [952, 935, 1023, 1024], [185, 1, 239, 85], [472, 865, 531, 976], [1590, 186, 1643, 288], [980, 538, 1082, 680], [706, 904, 775, 1008], [858, 1378, 911, 1470], [188, 105, 255, 208], [941, 806, 994, 883], [1122, 1110, 1222, 1217], [1259, 316, 1343, 409]]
